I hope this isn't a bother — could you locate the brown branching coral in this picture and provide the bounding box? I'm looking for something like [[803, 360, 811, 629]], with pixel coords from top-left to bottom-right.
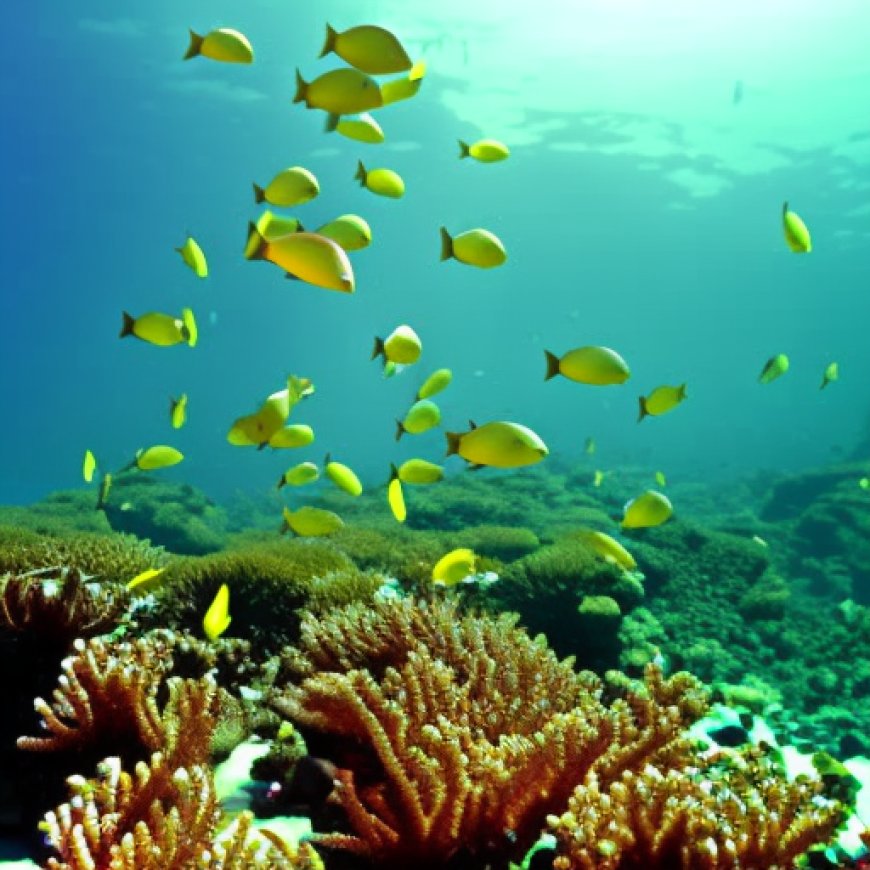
[[272, 598, 709, 868], [548, 749, 844, 869], [42, 752, 323, 869]]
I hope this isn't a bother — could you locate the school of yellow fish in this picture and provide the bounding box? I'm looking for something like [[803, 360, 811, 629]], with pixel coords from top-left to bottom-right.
[[80, 20, 840, 638]]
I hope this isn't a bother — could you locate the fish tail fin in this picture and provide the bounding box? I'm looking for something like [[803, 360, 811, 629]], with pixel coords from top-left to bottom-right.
[[458, 139, 470, 158], [244, 221, 267, 260], [678, 383, 688, 399], [183, 29, 203, 60], [253, 183, 266, 204], [371, 336, 385, 361], [445, 431, 461, 456], [119, 311, 135, 338], [324, 112, 340, 133], [395, 420, 405, 442], [276, 474, 286, 490], [354, 160, 367, 185], [293, 68, 308, 104], [439, 226, 453, 261], [319, 23, 337, 58], [544, 350, 561, 380], [637, 397, 648, 422], [782, 201, 789, 217], [389, 462, 399, 481]]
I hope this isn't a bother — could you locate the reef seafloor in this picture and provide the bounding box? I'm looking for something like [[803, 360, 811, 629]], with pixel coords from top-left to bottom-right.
[[2, 460, 870, 870]]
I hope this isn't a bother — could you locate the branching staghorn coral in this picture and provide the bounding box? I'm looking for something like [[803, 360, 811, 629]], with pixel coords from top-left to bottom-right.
[[548, 748, 845, 869], [272, 598, 709, 868], [42, 752, 323, 869]]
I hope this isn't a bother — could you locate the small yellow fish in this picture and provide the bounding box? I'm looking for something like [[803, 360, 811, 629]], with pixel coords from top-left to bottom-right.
[[294, 67, 383, 115], [545, 346, 630, 385], [127, 567, 165, 594], [396, 399, 441, 440], [622, 490, 673, 529], [120, 311, 189, 347], [82, 449, 96, 483], [582, 529, 637, 572], [228, 387, 291, 448], [654, 470, 667, 488], [253, 167, 319, 208], [176, 236, 208, 278], [380, 61, 426, 106], [255, 211, 305, 241], [319, 24, 412, 75], [277, 461, 320, 489], [170, 394, 188, 430], [383, 361, 400, 378], [820, 362, 839, 390], [584, 437, 596, 455], [136, 445, 184, 471], [316, 214, 372, 252], [203, 584, 231, 640], [432, 548, 476, 586], [325, 455, 363, 496], [758, 354, 789, 384], [373, 324, 422, 365], [184, 28, 253, 64], [327, 112, 385, 144], [782, 201, 811, 253], [355, 161, 405, 198], [592, 469, 605, 488], [396, 459, 444, 485], [446, 420, 548, 468], [416, 368, 452, 400], [268, 424, 314, 449], [96, 472, 112, 511], [388, 474, 407, 523], [458, 139, 509, 162], [638, 384, 687, 421], [245, 223, 354, 293], [287, 375, 315, 406], [281, 505, 344, 537], [440, 226, 506, 268]]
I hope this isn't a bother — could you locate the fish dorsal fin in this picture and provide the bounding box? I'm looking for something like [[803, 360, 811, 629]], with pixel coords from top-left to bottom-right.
[[468, 419, 477, 430]]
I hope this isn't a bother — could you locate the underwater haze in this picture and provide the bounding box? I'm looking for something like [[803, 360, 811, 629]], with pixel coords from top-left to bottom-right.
[[2, 0, 869, 502]]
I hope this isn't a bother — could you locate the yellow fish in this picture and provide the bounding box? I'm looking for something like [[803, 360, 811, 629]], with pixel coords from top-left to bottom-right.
[[638, 384, 687, 421], [396, 399, 441, 440], [440, 227, 506, 268], [96, 472, 112, 511], [184, 28, 253, 64], [584, 437, 596, 455], [135, 445, 184, 471], [181, 308, 198, 348], [544, 346, 630, 385], [380, 61, 426, 106], [228, 387, 291, 448], [127, 567, 165, 594], [458, 139, 509, 162], [355, 161, 405, 198], [396, 459, 444, 485], [432, 548, 476, 586], [327, 112, 385, 144], [582, 529, 637, 572], [281, 505, 344, 537], [170, 394, 188, 430], [820, 362, 839, 390], [255, 211, 305, 241], [325, 455, 363, 496], [622, 490, 673, 529], [245, 223, 354, 293], [445, 420, 548, 468], [287, 374, 315, 406], [388, 474, 407, 523], [416, 368, 452, 400], [654, 470, 667, 488], [758, 354, 789, 384], [316, 214, 372, 252], [373, 324, 422, 365], [82, 449, 96, 483], [782, 201, 811, 253], [176, 236, 208, 278], [120, 311, 189, 347], [268, 424, 314, 449], [592, 470, 606, 488], [277, 461, 320, 489], [294, 67, 383, 115], [253, 167, 319, 208], [319, 24, 412, 75], [203, 584, 231, 640]]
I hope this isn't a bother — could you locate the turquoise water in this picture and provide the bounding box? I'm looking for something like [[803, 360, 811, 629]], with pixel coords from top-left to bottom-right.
[[3, 1, 869, 503]]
